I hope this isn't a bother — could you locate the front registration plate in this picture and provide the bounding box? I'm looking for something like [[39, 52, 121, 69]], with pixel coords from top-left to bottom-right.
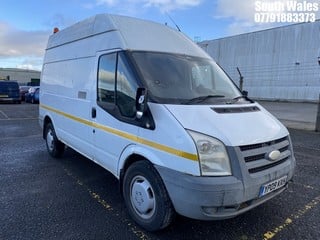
[[259, 176, 287, 197], [0, 95, 8, 97]]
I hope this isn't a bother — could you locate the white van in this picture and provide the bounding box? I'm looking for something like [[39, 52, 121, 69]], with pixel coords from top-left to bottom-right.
[[39, 14, 295, 231]]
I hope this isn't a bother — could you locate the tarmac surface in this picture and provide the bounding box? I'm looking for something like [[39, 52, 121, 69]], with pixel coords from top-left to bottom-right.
[[258, 100, 319, 131], [0, 103, 319, 240]]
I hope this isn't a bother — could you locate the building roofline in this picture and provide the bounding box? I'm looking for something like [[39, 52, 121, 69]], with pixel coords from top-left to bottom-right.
[[201, 19, 320, 43], [0, 67, 41, 73]]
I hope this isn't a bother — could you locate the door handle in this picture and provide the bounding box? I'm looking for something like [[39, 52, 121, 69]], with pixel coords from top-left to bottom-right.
[[91, 107, 96, 118]]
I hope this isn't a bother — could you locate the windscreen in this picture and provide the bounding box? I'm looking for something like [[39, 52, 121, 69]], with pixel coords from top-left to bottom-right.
[[131, 52, 241, 104], [0, 82, 19, 94]]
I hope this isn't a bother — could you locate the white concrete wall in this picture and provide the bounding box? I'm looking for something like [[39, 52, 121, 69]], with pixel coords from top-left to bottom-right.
[[200, 21, 320, 102]]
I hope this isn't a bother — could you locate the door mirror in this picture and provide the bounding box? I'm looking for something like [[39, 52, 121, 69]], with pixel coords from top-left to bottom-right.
[[135, 87, 148, 119], [242, 90, 248, 97]]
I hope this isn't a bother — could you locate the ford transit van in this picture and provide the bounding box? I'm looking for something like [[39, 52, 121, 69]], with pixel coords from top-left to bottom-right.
[[39, 14, 296, 231]]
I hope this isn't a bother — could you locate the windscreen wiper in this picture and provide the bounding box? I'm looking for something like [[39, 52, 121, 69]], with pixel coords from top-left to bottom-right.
[[228, 95, 253, 104], [232, 95, 246, 101], [183, 95, 225, 104]]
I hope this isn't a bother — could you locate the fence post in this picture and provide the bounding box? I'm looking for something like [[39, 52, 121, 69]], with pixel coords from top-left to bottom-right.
[[316, 93, 320, 132]]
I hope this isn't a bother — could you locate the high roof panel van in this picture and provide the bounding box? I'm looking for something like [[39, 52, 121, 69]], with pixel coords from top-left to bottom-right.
[[39, 14, 296, 231]]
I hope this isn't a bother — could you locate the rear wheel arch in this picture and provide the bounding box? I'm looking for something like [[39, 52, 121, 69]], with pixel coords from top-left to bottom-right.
[[42, 116, 65, 158], [43, 116, 53, 139]]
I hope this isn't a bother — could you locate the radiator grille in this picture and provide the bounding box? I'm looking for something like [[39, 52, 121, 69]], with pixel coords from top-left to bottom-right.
[[239, 136, 291, 174]]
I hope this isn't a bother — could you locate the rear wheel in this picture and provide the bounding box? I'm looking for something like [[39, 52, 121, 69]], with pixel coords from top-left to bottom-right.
[[123, 161, 175, 231], [45, 123, 65, 158]]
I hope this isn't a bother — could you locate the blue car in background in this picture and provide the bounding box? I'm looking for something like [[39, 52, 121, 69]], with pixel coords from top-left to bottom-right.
[[19, 86, 31, 101], [25, 87, 40, 104], [0, 81, 21, 103]]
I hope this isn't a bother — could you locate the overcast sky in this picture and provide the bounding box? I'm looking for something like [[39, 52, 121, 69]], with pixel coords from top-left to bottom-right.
[[1, 0, 319, 70]]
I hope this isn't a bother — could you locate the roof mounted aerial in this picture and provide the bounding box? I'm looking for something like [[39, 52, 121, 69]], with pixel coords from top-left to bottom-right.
[[166, 13, 181, 32]]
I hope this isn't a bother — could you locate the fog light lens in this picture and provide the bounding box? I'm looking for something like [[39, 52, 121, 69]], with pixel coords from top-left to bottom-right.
[[202, 206, 218, 215]]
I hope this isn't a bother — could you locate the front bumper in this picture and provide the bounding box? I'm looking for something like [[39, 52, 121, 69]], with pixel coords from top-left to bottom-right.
[[155, 162, 294, 220]]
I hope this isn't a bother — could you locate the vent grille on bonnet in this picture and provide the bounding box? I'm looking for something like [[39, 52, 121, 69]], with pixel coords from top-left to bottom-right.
[[212, 106, 260, 114]]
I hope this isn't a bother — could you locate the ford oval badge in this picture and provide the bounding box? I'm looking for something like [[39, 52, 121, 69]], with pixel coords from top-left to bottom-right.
[[268, 150, 281, 161]]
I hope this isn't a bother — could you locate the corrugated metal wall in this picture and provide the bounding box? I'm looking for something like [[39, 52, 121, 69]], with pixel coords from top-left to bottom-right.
[[200, 21, 320, 102]]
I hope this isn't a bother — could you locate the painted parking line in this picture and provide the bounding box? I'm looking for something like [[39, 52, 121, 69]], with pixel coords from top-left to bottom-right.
[[0, 110, 9, 119], [263, 195, 320, 240], [1, 134, 42, 141], [63, 167, 150, 240], [0, 117, 38, 121], [293, 182, 318, 191]]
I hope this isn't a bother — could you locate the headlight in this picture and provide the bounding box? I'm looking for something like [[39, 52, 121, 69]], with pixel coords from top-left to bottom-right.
[[188, 130, 231, 176]]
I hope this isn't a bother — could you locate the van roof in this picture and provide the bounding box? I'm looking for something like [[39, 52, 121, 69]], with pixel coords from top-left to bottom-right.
[[46, 14, 209, 59]]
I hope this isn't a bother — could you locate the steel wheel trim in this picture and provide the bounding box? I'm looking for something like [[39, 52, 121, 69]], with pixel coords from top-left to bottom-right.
[[46, 129, 55, 152], [130, 175, 156, 220]]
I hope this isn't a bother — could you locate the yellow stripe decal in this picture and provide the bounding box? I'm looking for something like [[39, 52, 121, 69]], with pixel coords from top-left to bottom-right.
[[40, 104, 198, 161]]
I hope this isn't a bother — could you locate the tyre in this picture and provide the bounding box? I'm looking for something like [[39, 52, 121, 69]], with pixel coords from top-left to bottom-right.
[[45, 123, 65, 158], [123, 161, 175, 231]]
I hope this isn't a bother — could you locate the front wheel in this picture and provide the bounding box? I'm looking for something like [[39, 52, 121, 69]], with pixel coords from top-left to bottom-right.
[[45, 123, 65, 158], [123, 161, 175, 231]]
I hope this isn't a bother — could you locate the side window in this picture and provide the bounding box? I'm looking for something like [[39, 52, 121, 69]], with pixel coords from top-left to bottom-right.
[[116, 52, 138, 118], [97, 52, 138, 119], [97, 53, 116, 104]]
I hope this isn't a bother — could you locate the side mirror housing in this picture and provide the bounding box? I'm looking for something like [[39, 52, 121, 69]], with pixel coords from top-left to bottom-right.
[[136, 87, 148, 119], [242, 90, 248, 97]]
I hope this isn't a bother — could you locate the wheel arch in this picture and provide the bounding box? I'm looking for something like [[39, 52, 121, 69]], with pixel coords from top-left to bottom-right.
[[121, 155, 176, 231], [42, 115, 54, 139], [118, 144, 166, 193]]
